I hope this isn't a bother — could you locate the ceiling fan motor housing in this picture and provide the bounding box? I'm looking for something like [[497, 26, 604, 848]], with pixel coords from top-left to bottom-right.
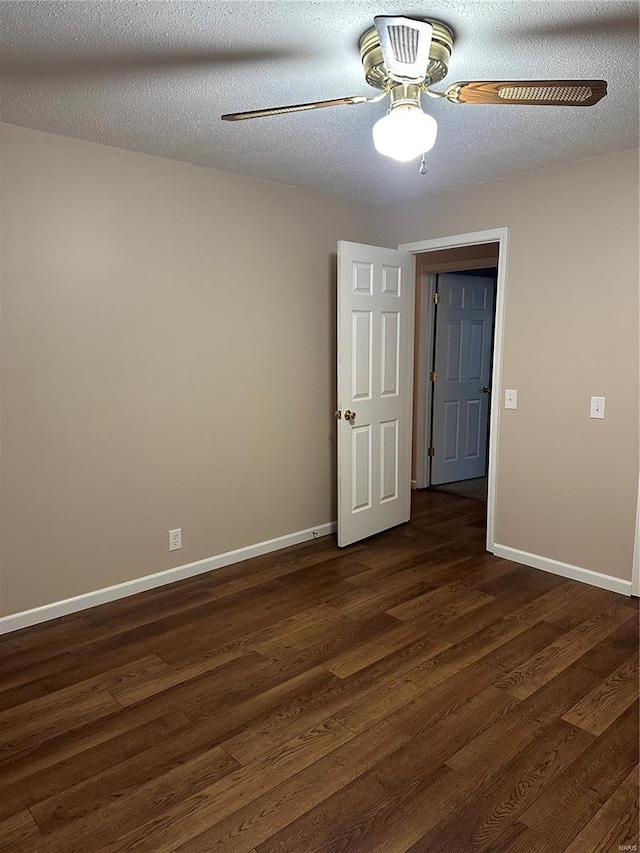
[[359, 18, 454, 88]]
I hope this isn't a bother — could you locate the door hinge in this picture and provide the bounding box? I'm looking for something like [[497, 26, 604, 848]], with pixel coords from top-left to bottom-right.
[[429, 371, 438, 382], [433, 292, 440, 304], [428, 446, 435, 457]]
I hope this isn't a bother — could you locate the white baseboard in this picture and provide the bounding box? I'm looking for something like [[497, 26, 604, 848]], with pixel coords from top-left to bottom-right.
[[411, 479, 417, 490], [493, 544, 632, 597], [0, 521, 337, 635]]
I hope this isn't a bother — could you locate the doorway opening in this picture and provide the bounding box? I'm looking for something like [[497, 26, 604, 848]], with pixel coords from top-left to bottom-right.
[[400, 229, 508, 553], [413, 245, 499, 515], [336, 230, 508, 552]]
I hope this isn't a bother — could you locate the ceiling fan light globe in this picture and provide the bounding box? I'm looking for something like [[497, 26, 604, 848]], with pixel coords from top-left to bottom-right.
[[372, 106, 438, 161]]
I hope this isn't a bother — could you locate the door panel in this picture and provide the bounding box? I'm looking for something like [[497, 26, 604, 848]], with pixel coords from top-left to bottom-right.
[[352, 425, 372, 512], [431, 273, 495, 485], [381, 312, 400, 396], [352, 311, 372, 399], [380, 419, 399, 503], [338, 241, 415, 547]]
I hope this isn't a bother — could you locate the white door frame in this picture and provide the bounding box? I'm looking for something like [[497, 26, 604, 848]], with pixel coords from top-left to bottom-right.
[[632, 473, 640, 597], [414, 269, 438, 491], [399, 228, 509, 554]]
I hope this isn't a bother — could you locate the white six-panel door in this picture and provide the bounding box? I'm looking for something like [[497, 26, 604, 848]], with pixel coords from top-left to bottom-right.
[[337, 241, 415, 547], [431, 273, 495, 485]]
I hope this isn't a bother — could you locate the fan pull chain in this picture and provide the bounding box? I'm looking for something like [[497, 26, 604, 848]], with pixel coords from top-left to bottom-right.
[[419, 154, 428, 175]]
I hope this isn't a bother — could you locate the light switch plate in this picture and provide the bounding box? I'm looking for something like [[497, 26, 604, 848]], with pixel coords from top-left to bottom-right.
[[590, 396, 605, 419], [505, 389, 517, 410]]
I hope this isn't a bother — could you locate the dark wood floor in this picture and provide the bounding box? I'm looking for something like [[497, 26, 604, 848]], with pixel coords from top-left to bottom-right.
[[0, 490, 638, 853]]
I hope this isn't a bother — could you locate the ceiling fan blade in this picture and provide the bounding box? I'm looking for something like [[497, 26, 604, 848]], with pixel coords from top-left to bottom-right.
[[221, 95, 369, 121], [446, 80, 607, 106], [374, 16, 433, 83]]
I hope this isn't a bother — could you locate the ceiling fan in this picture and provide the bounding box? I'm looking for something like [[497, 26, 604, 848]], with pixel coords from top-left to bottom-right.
[[221, 16, 607, 163]]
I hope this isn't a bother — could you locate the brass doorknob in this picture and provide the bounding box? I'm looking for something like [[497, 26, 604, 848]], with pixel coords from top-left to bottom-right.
[[334, 410, 342, 419], [344, 410, 356, 421]]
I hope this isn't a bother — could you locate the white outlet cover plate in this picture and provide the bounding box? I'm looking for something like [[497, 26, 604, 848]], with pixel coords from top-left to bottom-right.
[[505, 389, 517, 410], [590, 396, 606, 418], [169, 528, 182, 550]]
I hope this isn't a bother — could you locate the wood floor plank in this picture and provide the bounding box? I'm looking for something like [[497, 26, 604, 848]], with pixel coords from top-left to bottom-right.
[[500, 579, 594, 627], [253, 711, 481, 853], [404, 720, 594, 853], [0, 615, 89, 662], [562, 651, 638, 735], [386, 620, 562, 737], [0, 653, 79, 696], [318, 577, 437, 621], [253, 763, 463, 853], [172, 720, 409, 853], [408, 553, 501, 590], [576, 636, 635, 675], [349, 549, 473, 588], [386, 580, 494, 623], [494, 603, 637, 699], [375, 765, 478, 853], [31, 739, 239, 835], [0, 490, 636, 853], [542, 584, 629, 631], [484, 821, 563, 853], [445, 662, 603, 785], [387, 683, 519, 778], [253, 611, 400, 674], [63, 579, 317, 672], [0, 685, 123, 761], [157, 602, 338, 667], [0, 710, 190, 822], [219, 674, 358, 766], [518, 700, 639, 849], [59, 622, 209, 684], [114, 663, 338, 776], [101, 651, 295, 728], [468, 559, 562, 597], [606, 612, 640, 654], [110, 647, 249, 706], [334, 609, 558, 734], [92, 718, 358, 853], [321, 616, 453, 679], [0, 810, 42, 851], [220, 634, 453, 764], [562, 764, 639, 853], [343, 543, 468, 583]]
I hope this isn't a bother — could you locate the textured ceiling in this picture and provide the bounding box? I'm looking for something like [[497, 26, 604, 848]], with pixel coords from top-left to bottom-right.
[[1, 1, 638, 205]]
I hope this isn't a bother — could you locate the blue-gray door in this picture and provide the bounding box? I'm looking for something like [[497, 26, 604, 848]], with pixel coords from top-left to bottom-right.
[[431, 273, 495, 485]]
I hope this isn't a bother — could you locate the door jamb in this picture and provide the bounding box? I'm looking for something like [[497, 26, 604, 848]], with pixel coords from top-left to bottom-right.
[[399, 228, 509, 555], [632, 473, 640, 597], [414, 270, 438, 490]]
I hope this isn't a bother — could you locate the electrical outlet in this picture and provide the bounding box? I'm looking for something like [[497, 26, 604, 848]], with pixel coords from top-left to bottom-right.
[[590, 396, 605, 419], [505, 389, 518, 410], [169, 528, 182, 551]]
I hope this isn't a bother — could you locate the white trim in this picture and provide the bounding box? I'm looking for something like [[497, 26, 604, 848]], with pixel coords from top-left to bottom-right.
[[632, 471, 640, 596], [399, 227, 509, 554], [399, 229, 507, 254], [493, 544, 632, 597], [414, 271, 438, 489], [0, 521, 337, 635]]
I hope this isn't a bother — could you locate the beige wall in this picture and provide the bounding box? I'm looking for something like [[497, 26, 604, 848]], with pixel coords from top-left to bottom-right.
[[0, 123, 380, 615], [2, 125, 637, 618], [381, 148, 639, 581]]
